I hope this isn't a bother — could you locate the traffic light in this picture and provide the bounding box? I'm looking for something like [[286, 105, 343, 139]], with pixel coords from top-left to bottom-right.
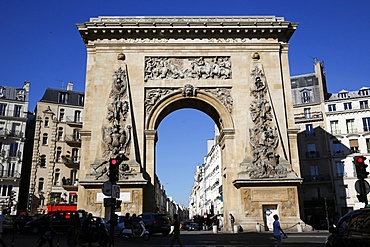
[[354, 156, 369, 179], [109, 158, 120, 183]]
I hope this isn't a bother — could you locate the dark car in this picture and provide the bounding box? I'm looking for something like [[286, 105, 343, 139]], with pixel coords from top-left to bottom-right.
[[25, 210, 84, 234], [138, 213, 170, 236], [325, 208, 370, 247], [188, 222, 201, 231]]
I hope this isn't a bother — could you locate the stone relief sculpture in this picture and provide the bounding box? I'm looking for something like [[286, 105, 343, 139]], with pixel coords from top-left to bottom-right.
[[246, 65, 288, 179], [144, 56, 231, 81], [92, 53, 136, 180], [204, 88, 233, 113], [144, 88, 170, 113], [182, 84, 197, 97]]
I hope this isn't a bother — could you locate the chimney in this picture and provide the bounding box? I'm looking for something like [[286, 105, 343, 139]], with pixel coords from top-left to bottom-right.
[[23, 81, 30, 92], [67, 81, 73, 91]]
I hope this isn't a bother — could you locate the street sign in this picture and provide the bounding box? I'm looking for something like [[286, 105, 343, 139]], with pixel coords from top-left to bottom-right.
[[355, 179, 370, 194], [112, 185, 120, 199], [102, 181, 112, 196]]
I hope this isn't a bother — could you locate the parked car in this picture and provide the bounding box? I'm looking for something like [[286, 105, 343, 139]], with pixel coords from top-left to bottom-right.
[[0, 215, 15, 233], [105, 215, 126, 236], [182, 220, 193, 231], [25, 210, 84, 234], [325, 208, 370, 247], [188, 222, 201, 231], [138, 213, 170, 236]]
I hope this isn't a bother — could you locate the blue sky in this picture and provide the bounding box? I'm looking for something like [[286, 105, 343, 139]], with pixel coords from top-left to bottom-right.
[[1, 0, 369, 206]]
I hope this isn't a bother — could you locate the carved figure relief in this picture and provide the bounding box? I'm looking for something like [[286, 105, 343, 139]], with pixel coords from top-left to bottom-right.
[[144, 56, 231, 81], [247, 65, 287, 178], [144, 88, 170, 113], [182, 84, 196, 97], [92, 53, 134, 180], [242, 189, 260, 217], [204, 88, 233, 113]]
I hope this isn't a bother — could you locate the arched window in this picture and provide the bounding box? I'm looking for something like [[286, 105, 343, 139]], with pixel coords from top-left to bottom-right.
[[40, 155, 46, 168], [57, 127, 63, 141], [42, 133, 48, 145], [54, 168, 60, 185], [38, 178, 44, 192], [44, 117, 49, 127], [56, 147, 62, 162]]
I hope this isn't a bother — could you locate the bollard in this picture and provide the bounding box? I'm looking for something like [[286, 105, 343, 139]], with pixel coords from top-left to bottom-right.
[[297, 222, 303, 232], [212, 225, 218, 234], [233, 225, 239, 233], [256, 222, 261, 233]]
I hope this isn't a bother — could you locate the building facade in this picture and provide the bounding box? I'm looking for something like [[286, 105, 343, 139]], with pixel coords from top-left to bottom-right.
[[325, 87, 370, 213], [0, 82, 29, 215], [28, 82, 84, 214]]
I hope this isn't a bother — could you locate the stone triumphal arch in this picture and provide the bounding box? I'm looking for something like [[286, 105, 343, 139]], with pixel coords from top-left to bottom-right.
[[76, 16, 303, 230]]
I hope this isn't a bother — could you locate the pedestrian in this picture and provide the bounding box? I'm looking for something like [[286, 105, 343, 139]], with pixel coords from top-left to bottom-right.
[[38, 215, 53, 247], [0, 216, 7, 247], [229, 213, 235, 232], [170, 214, 184, 247], [273, 214, 287, 247]]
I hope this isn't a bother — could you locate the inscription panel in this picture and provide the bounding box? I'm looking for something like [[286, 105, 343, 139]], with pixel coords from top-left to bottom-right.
[[251, 189, 288, 202]]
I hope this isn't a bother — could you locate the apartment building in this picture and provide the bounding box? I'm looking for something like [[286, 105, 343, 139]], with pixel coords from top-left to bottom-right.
[[189, 126, 222, 219], [28, 82, 84, 214], [325, 87, 370, 213], [0, 82, 29, 215]]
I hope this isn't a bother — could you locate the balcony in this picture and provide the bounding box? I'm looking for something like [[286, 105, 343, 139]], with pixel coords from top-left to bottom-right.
[[65, 135, 81, 147], [61, 155, 80, 169], [65, 116, 82, 127], [62, 178, 78, 191], [302, 174, 331, 183], [332, 150, 346, 157], [0, 150, 22, 159], [294, 111, 323, 123], [0, 129, 24, 139], [305, 151, 320, 159], [0, 170, 21, 179]]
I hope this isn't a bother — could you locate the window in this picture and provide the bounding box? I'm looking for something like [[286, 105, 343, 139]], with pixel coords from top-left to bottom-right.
[[14, 105, 22, 117], [78, 94, 84, 106], [310, 165, 319, 180], [366, 139, 370, 153], [16, 89, 25, 100], [0, 87, 4, 97], [38, 178, 44, 192], [301, 91, 310, 103], [305, 124, 314, 137], [306, 77, 313, 86], [333, 141, 343, 156], [349, 139, 359, 153], [304, 108, 312, 119], [59, 92, 68, 104], [9, 143, 18, 157], [0, 104, 6, 116], [336, 162, 345, 177], [346, 119, 356, 133], [40, 155, 46, 168], [74, 110, 81, 122], [70, 170, 78, 185], [307, 143, 318, 158], [360, 100, 369, 109], [72, 148, 79, 162], [42, 133, 48, 145], [73, 129, 80, 141], [344, 102, 352, 110], [59, 109, 65, 122], [328, 104, 336, 112], [44, 117, 49, 127], [7, 162, 15, 177], [363, 117, 370, 132], [330, 120, 340, 134], [54, 168, 60, 185], [359, 89, 370, 96], [56, 147, 62, 162], [339, 92, 349, 98], [11, 123, 20, 136], [1, 185, 7, 196], [57, 127, 63, 141]]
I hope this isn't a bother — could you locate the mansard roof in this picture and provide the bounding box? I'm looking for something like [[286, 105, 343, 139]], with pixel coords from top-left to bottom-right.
[[40, 87, 84, 106], [77, 16, 298, 44]]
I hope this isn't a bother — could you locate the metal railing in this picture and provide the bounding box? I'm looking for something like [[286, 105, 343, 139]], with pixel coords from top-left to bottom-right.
[[0, 170, 21, 179]]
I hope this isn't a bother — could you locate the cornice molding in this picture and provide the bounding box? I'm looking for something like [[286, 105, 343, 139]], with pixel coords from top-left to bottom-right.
[[77, 16, 298, 44]]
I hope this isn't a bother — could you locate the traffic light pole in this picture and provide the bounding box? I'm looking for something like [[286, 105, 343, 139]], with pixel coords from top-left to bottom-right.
[[110, 197, 116, 247]]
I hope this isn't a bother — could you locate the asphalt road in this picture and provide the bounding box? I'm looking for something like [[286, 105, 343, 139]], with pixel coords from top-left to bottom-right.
[[1, 230, 329, 247]]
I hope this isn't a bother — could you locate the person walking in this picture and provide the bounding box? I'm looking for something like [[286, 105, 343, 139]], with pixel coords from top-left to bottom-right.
[[229, 213, 235, 232], [38, 216, 53, 247], [170, 214, 184, 247], [273, 214, 287, 247]]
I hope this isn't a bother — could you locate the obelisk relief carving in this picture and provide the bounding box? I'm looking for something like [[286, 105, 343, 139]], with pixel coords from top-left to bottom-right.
[[92, 53, 138, 180], [246, 64, 288, 179]]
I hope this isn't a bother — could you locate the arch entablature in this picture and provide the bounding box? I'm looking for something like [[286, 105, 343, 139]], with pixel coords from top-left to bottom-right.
[[145, 89, 234, 132]]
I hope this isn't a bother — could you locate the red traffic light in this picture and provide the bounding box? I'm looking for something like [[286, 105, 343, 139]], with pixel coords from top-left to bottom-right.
[[110, 159, 118, 165], [356, 157, 365, 163]]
